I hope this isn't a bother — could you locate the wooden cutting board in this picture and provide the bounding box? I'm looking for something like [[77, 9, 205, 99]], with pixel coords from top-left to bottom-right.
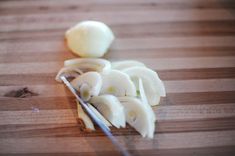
[[0, 0, 235, 155]]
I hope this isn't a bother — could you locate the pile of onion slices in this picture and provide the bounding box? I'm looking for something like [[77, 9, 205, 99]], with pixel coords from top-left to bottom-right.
[[56, 58, 166, 139]]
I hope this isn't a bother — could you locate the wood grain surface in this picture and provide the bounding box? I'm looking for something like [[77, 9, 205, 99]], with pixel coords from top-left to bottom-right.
[[0, 0, 235, 155]]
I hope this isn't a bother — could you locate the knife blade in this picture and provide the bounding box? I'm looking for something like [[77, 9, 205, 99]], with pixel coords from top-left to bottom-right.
[[60, 75, 131, 156]]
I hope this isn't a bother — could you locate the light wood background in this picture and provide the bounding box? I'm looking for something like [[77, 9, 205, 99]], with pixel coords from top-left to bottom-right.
[[0, 0, 235, 155]]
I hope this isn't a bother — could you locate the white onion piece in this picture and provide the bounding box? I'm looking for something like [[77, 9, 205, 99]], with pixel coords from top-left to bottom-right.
[[123, 66, 165, 106], [118, 97, 155, 138], [79, 83, 92, 102], [90, 95, 126, 128], [55, 66, 83, 82], [64, 58, 111, 73], [65, 21, 114, 57], [76, 101, 95, 131], [138, 78, 148, 104], [138, 78, 156, 121], [100, 70, 136, 97], [71, 72, 102, 101], [138, 78, 156, 138], [87, 103, 112, 128], [111, 60, 146, 70]]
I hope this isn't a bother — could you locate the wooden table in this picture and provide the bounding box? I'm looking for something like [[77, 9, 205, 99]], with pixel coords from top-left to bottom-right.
[[0, 0, 235, 155]]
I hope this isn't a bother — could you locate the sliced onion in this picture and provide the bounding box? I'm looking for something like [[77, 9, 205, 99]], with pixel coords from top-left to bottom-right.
[[111, 60, 145, 70], [138, 78, 156, 138], [123, 66, 165, 106], [76, 101, 95, 131], [64, 58, 111, 73], [118, 97, 155, 138], [100, 70, 136, 97], [90, 95, 126, 128], [55, 58, 166, 138], [71, 72, 102, 101], [87, 103, 112, 128]]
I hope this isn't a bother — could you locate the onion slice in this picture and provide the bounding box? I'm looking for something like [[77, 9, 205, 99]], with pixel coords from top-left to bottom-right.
[[76, 101, 95, 131], [64, 58, 111, 73], [123, 66, 165, 106], [111, 60, 145, 70], [100, 70, 136, 97], [118, 97, 155, 138], [71, 72, 102, 101], [87, 103, 112, 129], [138, 78, 156, 138], [90, 95, 126, 128]]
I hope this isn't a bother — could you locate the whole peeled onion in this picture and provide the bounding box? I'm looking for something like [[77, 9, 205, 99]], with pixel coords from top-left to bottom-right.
[[65, 21, 115, 58]]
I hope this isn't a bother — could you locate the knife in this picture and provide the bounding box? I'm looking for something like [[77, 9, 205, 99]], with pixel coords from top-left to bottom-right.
[[60, 75, 131, 156]]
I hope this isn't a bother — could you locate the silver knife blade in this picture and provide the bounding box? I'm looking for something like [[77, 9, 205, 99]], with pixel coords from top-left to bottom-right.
[[60, 76, 131, 156]]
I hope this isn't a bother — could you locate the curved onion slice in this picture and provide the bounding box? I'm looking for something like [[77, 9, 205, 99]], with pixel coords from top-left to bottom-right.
[[71, 72, 102, 101], [138, 78, 156, 121], [90, 95, 126, 128], [123, 66, 165, 106], [87, 103, 112, 128], [111, 60, 146, 70], [118, 97, 155, 138], [64, 58, 111, 73], [55, 66, 83, 82], [100, 70, 136, 97], [76, 101, 95, 131], [138, 78, 156, 138]]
